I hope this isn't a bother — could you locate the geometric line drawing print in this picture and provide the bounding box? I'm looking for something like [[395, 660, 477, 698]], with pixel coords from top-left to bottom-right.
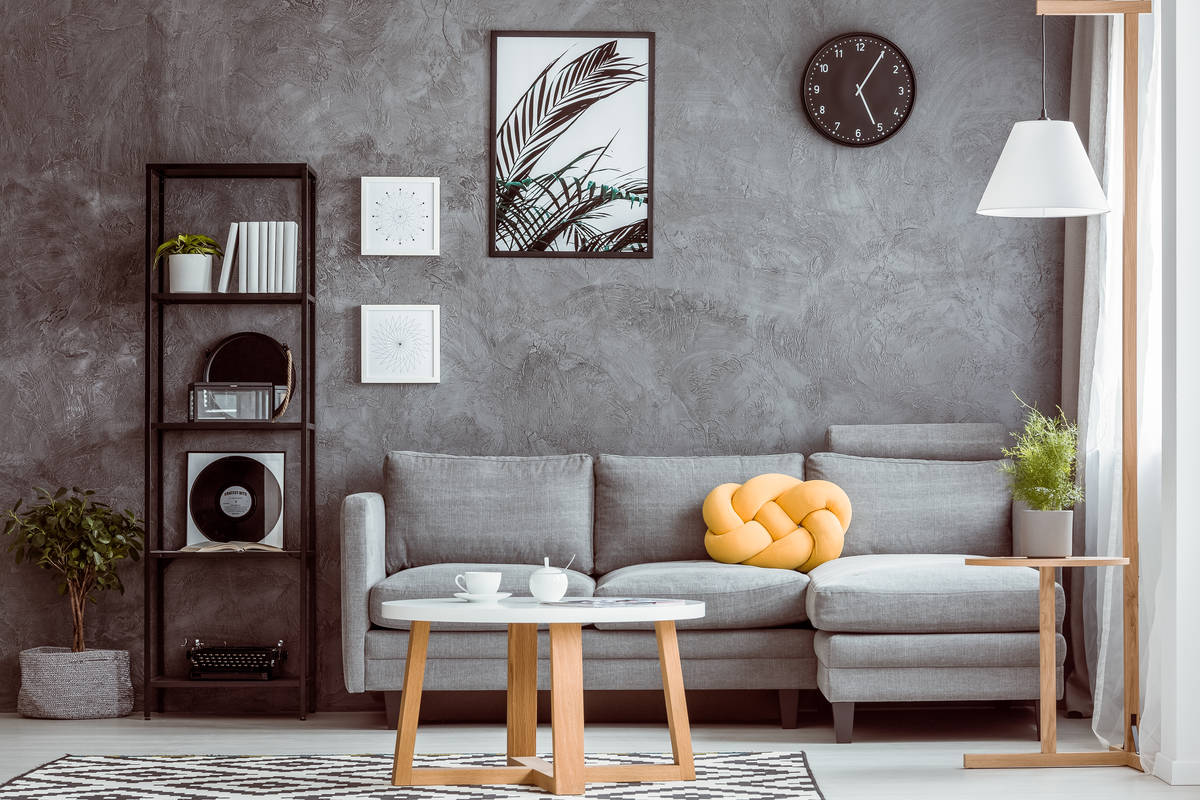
[[361, 177, 440, 256], [368, 311, 430, 374], [360, 304, 440, 384]]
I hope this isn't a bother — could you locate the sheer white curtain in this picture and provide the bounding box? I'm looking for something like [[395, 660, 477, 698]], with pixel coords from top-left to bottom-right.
[[1068, 10, 1163, 767]]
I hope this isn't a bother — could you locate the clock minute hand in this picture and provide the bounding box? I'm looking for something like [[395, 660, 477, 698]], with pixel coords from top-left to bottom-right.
[[855, 50, 886, 97]]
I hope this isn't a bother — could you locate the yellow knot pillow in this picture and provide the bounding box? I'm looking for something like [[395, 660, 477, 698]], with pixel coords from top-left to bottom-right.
[[703, 474, 852, 572]]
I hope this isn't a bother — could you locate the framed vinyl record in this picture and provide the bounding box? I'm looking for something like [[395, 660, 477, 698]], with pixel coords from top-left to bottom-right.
[[186, 452, 284, 547]]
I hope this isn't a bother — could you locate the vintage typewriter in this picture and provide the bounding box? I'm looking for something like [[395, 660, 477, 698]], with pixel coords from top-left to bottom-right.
[[186, 639, 287, 681]]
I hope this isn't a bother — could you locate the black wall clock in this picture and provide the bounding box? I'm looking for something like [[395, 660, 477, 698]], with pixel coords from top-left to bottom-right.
[[801, 32, 916, 147]]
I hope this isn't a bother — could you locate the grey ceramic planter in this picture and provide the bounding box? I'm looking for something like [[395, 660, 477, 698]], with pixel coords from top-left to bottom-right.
[[17, 646, 134, 719], [1012, 501, 1074, 558]]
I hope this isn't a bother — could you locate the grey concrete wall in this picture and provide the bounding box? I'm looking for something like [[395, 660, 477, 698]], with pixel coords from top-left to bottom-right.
[[0, 1, 1071, 712]]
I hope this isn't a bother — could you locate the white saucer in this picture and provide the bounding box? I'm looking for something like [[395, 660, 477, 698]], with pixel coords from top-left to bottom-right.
[[454, 591, 512, 604]]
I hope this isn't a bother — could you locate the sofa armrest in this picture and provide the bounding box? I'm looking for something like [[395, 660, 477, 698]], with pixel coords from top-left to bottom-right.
[[341, 492, 386, 693]]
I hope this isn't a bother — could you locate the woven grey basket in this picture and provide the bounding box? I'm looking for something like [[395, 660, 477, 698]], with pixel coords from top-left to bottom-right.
[[18, 646, 134, 719]]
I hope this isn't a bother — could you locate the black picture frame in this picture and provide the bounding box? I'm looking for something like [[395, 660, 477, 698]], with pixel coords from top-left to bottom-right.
[[489, 30, 655, 259]]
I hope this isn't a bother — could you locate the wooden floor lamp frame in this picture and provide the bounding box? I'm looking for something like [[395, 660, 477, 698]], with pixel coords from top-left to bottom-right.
[[1025, 0, 1149, 771]]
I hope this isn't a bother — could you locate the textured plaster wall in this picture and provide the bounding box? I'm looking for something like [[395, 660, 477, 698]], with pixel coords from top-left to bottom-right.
[[0, 1, 1071, 712]]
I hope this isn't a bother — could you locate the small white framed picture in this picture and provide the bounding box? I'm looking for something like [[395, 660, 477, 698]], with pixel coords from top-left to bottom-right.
[[361, 176, 440, 256], [360, 304, 440, 383]]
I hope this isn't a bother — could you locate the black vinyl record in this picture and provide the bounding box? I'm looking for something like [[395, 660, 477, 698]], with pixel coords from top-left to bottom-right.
[[188, 455, 282, 542]]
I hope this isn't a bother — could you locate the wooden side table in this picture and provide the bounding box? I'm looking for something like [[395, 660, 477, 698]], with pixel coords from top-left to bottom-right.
[[962, 556, 1134, 769]]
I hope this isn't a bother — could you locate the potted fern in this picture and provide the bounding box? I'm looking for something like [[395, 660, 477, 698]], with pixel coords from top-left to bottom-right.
[[153, 233, 223, 293], [1001, 406, 1083, 558], [4, 487, 144, 718]]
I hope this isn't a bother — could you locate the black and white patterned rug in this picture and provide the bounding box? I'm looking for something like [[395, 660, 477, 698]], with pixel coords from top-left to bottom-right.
[[0, 752, 823, 799]]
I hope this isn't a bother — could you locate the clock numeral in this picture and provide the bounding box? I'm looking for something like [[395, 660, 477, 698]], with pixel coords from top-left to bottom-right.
[[812, 85, 820, 94], [855, 128, 862, 138], [898, 86, 905, 95], [833, 121, 841, 132], [893, 65, 899, 74], [819, 105, 825, 114], [893, 107, 900, 116], [876, 122, 883, 132], [855, 42, 865, 51], [834, 47, 843, 57], [819, 63, 829, 72]]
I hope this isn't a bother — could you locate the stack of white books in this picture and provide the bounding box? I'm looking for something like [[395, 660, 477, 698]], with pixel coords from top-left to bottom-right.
[[215, 221, 300, 293]]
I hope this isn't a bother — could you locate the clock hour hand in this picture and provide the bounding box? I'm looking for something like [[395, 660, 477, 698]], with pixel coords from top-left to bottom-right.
[[855, 83, 877, 127]]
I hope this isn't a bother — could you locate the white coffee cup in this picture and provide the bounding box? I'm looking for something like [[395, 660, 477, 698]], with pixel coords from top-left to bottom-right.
[[455, 571, 502, 595]]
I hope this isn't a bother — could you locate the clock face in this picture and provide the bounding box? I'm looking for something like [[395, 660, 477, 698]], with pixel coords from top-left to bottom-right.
[[802, 33, 915, 147]]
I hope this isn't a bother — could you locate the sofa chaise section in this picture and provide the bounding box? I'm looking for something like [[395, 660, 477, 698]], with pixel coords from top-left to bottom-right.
[[805, 424, 1067, 742]]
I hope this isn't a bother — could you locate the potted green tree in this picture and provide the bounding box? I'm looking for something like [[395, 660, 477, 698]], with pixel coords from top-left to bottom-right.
[[153, 233, 223, 293], [1001, 405, 1083, 558], [4, 487, 144, 718]]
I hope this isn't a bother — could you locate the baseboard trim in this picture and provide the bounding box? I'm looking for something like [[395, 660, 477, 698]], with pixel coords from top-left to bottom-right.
[[1153, 755, 1200, 785]]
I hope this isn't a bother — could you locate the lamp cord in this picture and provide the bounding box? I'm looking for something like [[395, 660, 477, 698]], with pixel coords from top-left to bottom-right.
[[1040, 15, 1049, 120]]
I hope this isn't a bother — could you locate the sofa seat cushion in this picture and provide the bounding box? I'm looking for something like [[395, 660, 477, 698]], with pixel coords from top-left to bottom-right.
[[370, 563, 595, 631], [383, 451, 595, 573], [593, 560, 809, 630], [593, 454, 806, 574], [805, 554, 1064, 633]]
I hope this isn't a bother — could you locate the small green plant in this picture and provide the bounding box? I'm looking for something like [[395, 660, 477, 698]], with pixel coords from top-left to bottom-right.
[[1001, 404, 1083, 512], [152, 233, 223, 268], [4, 487, 144, 652]]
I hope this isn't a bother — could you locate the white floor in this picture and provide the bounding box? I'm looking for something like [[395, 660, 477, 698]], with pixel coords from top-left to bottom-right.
[[3, 708, 1197, 798]]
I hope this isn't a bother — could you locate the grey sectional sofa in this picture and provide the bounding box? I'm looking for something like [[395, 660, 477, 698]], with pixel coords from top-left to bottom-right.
[[341, 423, 1064, 741]]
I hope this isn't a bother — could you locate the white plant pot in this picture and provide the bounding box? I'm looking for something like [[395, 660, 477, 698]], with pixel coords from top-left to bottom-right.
[[1012, 500, 1073, 558], [168, 253, 213, 293]]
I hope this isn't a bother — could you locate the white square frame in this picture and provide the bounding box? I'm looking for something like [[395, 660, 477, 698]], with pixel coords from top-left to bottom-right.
[[361, 176, 440, 256], [360, 304, 441, 383]]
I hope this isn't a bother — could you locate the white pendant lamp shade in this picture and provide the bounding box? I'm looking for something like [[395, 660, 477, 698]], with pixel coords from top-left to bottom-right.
[[976, 119, 1109, 217]]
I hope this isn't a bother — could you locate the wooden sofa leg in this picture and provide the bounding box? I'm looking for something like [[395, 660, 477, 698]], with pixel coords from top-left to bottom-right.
[[384, 691, 401, 729], [778, 689, 800, 729], [832, 701, 855, 743]]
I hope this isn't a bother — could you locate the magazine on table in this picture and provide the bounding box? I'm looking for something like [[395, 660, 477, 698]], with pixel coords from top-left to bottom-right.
[[541, 597, 686, 607]]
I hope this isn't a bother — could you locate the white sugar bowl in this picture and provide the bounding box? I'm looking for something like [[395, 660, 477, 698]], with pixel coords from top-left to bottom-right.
[[529, 557, 569, 602]]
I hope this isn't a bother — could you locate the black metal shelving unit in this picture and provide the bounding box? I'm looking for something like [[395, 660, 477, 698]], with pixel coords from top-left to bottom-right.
[[143, 162, 317, 719]]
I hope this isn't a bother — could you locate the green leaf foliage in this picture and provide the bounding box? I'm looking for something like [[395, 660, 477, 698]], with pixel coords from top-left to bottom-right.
[[1000, 404, 1084, 512], [152, 233, 224, 268], [4, 487, 144, 651]]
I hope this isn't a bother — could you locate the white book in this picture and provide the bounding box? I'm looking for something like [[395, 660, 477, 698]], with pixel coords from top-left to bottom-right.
[[217, 222, 238, 293], [283, 221, 298, 293], [246, 222, 260, 292], [274, 221, 285, 292], [257, 222, 269, 292], [237, 222, 248, 293], [266, 221, 278, 292]]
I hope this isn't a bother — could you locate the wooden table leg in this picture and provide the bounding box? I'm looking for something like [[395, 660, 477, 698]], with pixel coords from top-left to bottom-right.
[[1038, 566, 1057, 754], [655, 620, 695, 779], [391, 620, 430, 785], [507, 623, 538, 762], [549, 623, 585, 795]]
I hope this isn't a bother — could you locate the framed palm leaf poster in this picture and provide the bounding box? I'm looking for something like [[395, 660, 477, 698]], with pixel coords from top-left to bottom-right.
[[490, 31, 654, 258]]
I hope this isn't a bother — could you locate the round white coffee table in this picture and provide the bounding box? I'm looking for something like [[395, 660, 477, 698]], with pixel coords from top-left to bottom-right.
[[380, 597, 705, 795]]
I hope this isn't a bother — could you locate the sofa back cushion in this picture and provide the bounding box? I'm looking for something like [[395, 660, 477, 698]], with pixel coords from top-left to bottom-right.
[[826, 423, 1007, 461], [804, 453, 1010, 556], [593, 453, 806, 575], [383, 451, 594, 573]]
